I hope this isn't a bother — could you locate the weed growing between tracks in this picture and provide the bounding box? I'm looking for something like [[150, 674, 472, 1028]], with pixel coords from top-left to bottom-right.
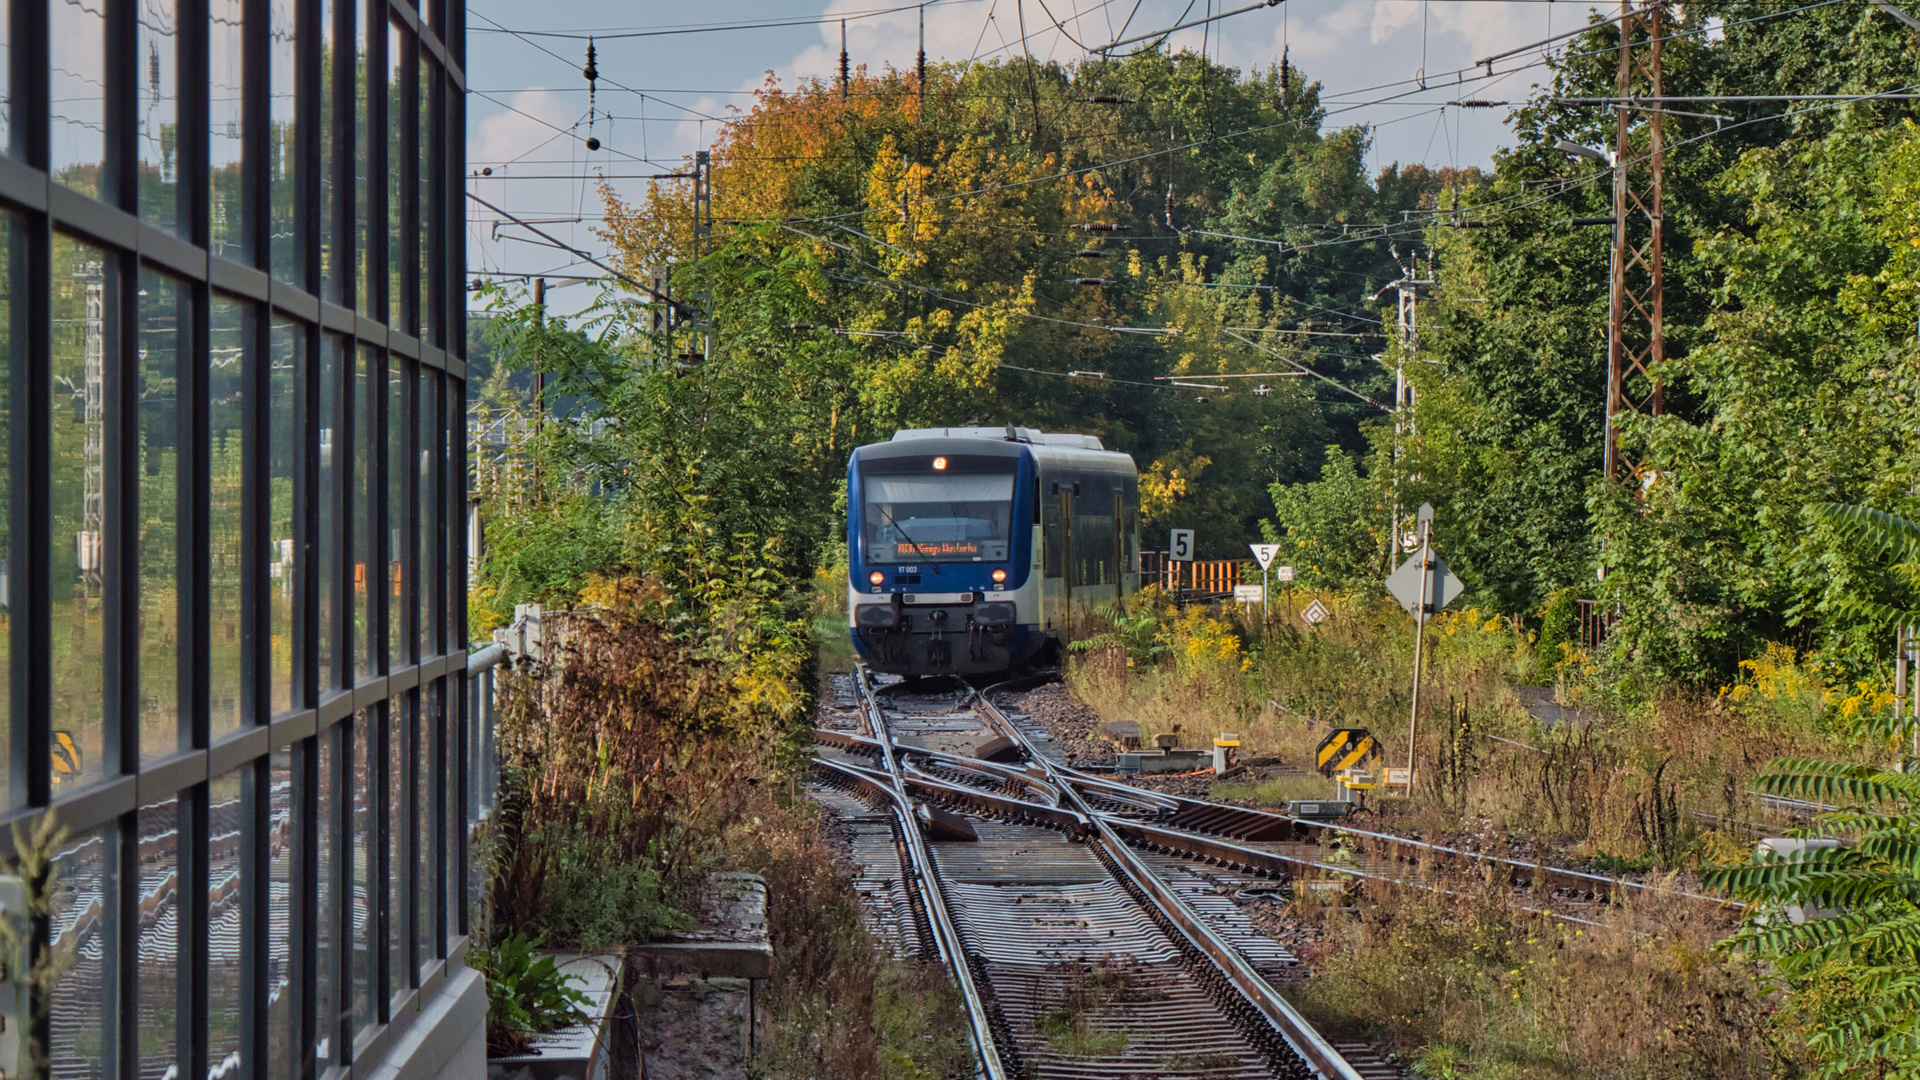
[[1283, 871, 1793, 1079], [1035, 960, 1138, 1058]]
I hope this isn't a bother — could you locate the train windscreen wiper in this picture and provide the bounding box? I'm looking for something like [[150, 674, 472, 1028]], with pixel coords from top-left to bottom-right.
[[875, 503, 943, 576]]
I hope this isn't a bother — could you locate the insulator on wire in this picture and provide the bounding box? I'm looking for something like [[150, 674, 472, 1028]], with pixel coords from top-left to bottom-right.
[[583, 40, 601, 151]]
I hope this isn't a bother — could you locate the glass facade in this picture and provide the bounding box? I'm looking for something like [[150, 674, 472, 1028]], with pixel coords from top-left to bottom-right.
[[0, 3, 474, 1080]]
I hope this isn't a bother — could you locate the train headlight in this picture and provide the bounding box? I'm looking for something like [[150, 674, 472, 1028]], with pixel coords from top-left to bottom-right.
[[868, 570, 886, 586], [932, 456, 948, 470], [991, 568, 1007, 583]]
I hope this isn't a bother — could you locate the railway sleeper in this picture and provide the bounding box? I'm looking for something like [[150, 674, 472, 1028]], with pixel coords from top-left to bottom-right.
[[1085, 839, 1324, 1080]]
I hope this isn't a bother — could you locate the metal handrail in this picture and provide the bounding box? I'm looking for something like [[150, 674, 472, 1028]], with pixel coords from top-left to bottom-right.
[[467, 642, 510, 823]]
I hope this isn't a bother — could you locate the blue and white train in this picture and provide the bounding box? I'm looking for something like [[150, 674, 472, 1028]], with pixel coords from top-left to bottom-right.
[[847, 426, 1141, 677]]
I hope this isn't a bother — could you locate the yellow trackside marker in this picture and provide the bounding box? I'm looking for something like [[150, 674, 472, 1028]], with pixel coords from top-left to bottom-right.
[[52, 731, 81, 778], [1316, 728, 1380, 778], [1333, 735, 1377, 774]]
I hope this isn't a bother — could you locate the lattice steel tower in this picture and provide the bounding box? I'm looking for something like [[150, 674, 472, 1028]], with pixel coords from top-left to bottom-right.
[[1607, 1, 1666, 482]]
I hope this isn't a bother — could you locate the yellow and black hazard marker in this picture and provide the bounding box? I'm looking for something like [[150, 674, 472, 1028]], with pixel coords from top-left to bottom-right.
[[1315, 728, 1379, 778], [52, 731, 81, 779]]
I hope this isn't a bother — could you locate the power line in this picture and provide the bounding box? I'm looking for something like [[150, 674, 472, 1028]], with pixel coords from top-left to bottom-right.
[[466, 190, 696, 318], [471, 1, 985, 41], [1096, 0, 1280, 54]]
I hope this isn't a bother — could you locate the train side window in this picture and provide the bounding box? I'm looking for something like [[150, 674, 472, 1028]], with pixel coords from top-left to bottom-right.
[[1042, 505, 1063, 578]]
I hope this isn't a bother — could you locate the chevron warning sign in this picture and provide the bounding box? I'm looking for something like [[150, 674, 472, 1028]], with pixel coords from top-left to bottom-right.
[[1315, 728, 1379, 778], [51, 731, 81, 779]]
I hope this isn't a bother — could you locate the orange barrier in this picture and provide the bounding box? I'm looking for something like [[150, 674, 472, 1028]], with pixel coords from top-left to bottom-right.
[[1140, 553, 1255, 595]]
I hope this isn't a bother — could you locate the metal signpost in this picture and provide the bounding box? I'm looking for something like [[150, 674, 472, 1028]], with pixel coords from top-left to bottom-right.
[[1275, 564, 1295, 624], [1249, 543, 1280, 628], [1169, 528, 1196, 596], [1383, 504, 1464, 792]]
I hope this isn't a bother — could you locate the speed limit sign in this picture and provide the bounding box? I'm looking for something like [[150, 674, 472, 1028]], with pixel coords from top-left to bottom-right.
[[1169, 529, 1195, 562]]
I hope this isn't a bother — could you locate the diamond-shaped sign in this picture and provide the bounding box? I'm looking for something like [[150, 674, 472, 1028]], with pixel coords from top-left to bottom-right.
[[1301, 599, 1330, 626], [1385, 548, 1465, 623], [1249, 543, 1281, 570]]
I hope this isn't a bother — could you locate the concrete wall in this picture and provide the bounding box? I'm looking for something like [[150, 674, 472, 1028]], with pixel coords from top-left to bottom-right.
[[363, 967, 489, 1080]]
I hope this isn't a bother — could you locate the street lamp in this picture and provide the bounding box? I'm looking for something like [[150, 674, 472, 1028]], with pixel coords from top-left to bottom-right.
[[1555, 139, 1614, 167]]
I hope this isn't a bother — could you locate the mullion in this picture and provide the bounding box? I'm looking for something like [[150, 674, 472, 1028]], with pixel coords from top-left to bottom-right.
[[183, 0, 213, 249], [5, 6, 473, 1080]]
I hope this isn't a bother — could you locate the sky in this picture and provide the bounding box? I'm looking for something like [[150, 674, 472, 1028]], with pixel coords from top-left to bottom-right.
[[464, 0, 1614, 312]]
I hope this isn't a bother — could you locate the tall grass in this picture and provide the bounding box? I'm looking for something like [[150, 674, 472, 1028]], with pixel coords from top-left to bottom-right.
[[1068, 592, 1849, 867], [1284, 869, 1794, 1079]]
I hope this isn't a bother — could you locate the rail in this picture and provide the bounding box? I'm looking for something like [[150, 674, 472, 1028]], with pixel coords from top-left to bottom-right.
[[972, 687, 1367, 1080], [976, 671, 1741, 921], [850, 668, 1015, 1079]]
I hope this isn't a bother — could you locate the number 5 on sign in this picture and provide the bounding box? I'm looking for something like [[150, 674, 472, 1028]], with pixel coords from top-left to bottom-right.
[[1169, 529, 1195, 562]]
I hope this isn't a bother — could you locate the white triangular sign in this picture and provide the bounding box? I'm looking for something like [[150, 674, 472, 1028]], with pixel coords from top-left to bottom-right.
[[1249, 543, 1280, 570]]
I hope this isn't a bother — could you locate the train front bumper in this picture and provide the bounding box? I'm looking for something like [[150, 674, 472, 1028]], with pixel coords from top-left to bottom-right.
[[852, 595, 1039, 674]]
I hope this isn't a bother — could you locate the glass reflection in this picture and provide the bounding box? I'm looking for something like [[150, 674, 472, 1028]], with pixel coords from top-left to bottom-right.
[[319, 336, 342, 689], [418, 680, 440, 967], [319, 0, 337, 300], [418, 60, 432, 339], [137, 0, 180, 230], [353, 6, 370, 315], [210, 0, 247, 259], [49, 827, 112, 1080], [209, 297, 247, 738], [0, 213, 11, 809], [350, 708, 374, 1036], [51, 0, 107, 198], [389, 21, 407, 329], [389, 361, 407, 663], [139, 270, 183, 761], [51, 235, 107, 790], [390, 694, 409, 999], [418, 373, 438, 656], [353, 347, 373, 680], [137, 798, 180, 1080], [267, 750, 294, 1078], [269, 321, 300, 714], [209, 771, 245, 1080], [269, 0, 298, 278], [316, 730, 338, 1071], [0, 0, 12, 155]]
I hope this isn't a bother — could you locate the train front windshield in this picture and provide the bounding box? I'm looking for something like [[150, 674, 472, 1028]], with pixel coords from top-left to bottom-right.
[[862, 470, 1015, 563]]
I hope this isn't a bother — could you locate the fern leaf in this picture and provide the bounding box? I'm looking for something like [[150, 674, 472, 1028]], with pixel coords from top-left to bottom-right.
[[1814, 502, 1920, 564]]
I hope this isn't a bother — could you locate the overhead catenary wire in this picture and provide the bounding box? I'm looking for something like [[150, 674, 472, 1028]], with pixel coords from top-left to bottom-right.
[[470, 0, 986, 40], [470, 0, 1869, 309]]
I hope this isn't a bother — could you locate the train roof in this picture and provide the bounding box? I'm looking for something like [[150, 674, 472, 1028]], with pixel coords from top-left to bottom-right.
[[888, 425, 1104, 450], [853, 426, 1134, 478]]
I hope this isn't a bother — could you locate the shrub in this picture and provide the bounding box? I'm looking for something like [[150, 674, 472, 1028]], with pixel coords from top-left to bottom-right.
[[469, 931, 591, 1055]]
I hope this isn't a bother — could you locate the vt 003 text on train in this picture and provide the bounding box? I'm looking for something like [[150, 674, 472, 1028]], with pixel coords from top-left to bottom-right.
[[847, 426, 1141, 676]]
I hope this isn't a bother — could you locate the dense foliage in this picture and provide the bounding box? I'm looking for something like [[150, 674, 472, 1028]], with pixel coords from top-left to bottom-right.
[[466, 9, 1920, 1072]]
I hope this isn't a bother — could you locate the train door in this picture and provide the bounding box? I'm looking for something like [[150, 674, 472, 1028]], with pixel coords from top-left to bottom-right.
[[1059, 487, 1074, 628], [1041, 489, 1064, 630], [1113, 492, 1125, 607]]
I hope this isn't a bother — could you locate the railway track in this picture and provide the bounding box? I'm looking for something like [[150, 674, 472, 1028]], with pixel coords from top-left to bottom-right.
[[812, 669, 1383, 1080], [821, 674, 1741, 930]]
